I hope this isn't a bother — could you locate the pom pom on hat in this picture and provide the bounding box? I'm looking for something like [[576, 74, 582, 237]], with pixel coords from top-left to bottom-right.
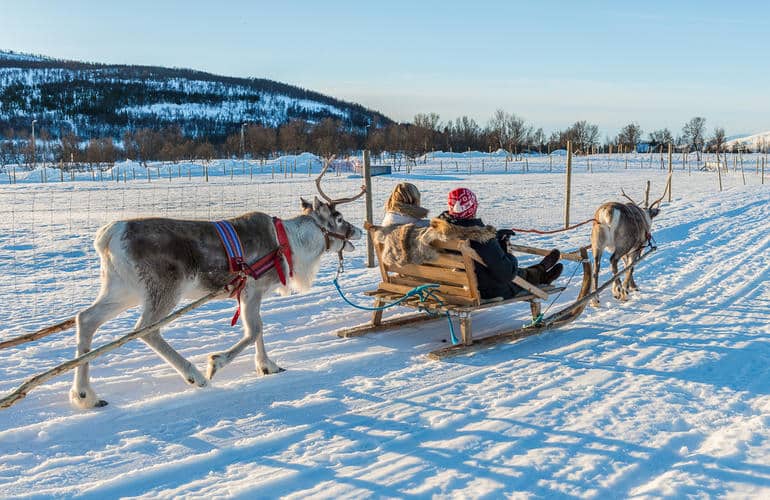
[[447, 188, 478, 219]]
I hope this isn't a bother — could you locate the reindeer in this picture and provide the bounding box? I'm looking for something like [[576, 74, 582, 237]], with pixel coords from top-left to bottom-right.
[[589, 176, 670, 307], [70, 162, 364, 409]]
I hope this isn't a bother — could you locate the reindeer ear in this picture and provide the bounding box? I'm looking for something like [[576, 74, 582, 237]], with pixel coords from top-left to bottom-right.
[[648, 207, 660, 219], [301, 197, 312, 211], [313, 196, 322, 211]]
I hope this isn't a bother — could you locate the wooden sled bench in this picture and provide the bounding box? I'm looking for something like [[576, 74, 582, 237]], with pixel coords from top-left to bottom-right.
[[335, 225, 591, 359]]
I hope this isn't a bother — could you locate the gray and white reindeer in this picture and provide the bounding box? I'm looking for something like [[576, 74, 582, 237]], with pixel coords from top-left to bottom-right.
[[590, 175, 670, 307], [71, 162, 364, 409]]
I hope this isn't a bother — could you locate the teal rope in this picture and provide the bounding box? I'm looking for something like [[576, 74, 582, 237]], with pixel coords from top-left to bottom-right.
[[332, 278, 459, 345]]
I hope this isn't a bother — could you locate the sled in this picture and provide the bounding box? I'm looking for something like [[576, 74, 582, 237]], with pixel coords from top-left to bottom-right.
[[334, 225, 593, 359]]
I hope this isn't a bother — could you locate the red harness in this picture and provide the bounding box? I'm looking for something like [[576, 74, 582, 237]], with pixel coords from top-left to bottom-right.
[[214, 217, 293, 325]]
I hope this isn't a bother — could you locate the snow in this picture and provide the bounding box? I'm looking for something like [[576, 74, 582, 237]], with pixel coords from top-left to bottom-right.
[[0, 50, 50, 62], [724, 131, 770, 150], [0, 154, 768, 497]]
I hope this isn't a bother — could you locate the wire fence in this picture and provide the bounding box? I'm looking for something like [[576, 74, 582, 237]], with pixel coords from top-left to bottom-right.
[[0, 150, 765, 336]]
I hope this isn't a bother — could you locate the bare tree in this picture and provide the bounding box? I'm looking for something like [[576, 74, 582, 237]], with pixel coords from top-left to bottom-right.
[[648, 128, 674, 149], [566, 121, 599, 154], [616, 122, 643, 152], [682, 117, 706, 161], [711, 127, 726, 164]]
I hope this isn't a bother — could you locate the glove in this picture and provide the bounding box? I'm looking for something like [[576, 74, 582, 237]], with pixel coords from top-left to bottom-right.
[[496, 229, 515, 249]]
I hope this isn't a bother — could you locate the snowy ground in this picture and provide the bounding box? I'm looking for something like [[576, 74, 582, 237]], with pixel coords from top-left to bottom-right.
[[0, 154, 768, 498]]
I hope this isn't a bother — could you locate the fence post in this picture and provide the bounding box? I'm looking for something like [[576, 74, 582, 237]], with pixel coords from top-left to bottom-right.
[[363, 150, 375, 268], [564, 141, 572, 229], [762, 157, 765, 185], [717, 150, 723, 192], [668, 142, 674, 203]]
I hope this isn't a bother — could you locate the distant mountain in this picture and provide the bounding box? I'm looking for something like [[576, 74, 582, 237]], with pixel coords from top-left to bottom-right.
[[724, 131, 770, 151], [0, 50, 392, 140]]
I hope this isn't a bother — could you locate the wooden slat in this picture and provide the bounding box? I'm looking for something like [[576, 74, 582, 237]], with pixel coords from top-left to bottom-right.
[[512, 276, 549, 299], [387, 263, 469, 287], [431, 240, 464, 251], [508, 244, 584, 263], [336, 313, 441, 338], [389, 276, 471, 298], [460, 241, 481, 303], [425, 252, 466, 269], [377, 282, 477, 306], [373, 241, 389, 282]]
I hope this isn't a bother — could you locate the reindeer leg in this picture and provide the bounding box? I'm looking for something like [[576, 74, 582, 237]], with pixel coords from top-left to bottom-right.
[[590, 245, 602, 307], [248, 297, 284, 376], [627, 250, 641, 291], [70, 286, 136, 409], [207, 288, 269, 379], [610, 253, 624, 300], [138, 292, 208, 388]]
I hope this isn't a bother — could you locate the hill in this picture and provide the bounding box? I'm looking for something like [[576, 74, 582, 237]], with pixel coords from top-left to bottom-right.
[[0, 50, 392, 140], [724, 130, 770, 151]]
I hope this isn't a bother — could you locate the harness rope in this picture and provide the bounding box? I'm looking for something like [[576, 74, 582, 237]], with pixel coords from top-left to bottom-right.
[[332, 264, 459, 345], [510, 218, 596, 235]]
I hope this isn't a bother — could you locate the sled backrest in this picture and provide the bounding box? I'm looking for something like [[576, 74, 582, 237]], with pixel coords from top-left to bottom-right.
[[369, 226, 482, 307]]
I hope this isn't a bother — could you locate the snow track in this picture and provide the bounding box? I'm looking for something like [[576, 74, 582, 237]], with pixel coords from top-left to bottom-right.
[[0, 173, 768, 498]]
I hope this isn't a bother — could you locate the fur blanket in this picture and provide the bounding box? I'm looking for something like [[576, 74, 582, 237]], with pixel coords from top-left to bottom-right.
[[375, 217, 496, 267]]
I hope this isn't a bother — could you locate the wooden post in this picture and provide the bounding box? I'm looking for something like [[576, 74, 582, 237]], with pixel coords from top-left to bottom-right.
[[668, 142, 674, 203], [363, 150, 375, 268], [644, 180, 650, 207], [741, 160, 746, 186], [564, 141, 572, 229], [762, 157, 765, 185], [717, 148, 723, 192]]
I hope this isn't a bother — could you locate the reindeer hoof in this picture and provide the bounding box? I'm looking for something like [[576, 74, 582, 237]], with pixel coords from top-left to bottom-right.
[[207, 353, 224, 380], [185, 366, 209, 388], [186, 377, 208, 388], [260, 366, 285, 375], [70, 387, 106, 409]]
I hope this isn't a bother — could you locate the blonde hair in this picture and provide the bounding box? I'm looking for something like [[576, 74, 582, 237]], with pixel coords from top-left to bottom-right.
[[385, 182, 421, 211]]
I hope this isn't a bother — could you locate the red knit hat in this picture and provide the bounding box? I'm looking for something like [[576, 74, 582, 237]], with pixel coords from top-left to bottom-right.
[[447, 188, 478, 219]]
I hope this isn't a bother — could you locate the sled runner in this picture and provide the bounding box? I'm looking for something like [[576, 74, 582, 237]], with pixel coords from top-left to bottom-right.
[[335, 225, 593, 359]]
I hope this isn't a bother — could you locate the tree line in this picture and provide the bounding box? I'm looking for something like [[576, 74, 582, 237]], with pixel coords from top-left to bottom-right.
[[0, 112, 758, 170]]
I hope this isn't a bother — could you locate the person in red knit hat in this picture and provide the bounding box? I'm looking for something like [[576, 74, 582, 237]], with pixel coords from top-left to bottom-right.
[[438, 187, 562, 300]]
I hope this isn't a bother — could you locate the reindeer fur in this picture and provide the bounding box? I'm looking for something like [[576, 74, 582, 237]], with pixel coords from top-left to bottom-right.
[[590, 202, 657, 307], [70, 198, 361, 409]]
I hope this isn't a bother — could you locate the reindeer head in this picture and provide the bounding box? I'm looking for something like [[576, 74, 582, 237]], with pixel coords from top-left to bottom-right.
[[620, 173, 671, 221], [300, 156, 365, 252]]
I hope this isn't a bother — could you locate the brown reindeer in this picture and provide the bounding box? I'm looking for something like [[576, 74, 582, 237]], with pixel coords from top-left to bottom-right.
[[590, 176, 670, 307], [70, 161, 364, 409]]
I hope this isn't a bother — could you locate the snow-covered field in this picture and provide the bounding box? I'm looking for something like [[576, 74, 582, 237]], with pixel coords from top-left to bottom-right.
[[0, 154, 768, 498]]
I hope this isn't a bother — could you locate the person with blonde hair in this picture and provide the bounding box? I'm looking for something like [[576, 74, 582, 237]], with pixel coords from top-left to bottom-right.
[[381, 182, 429, 227]]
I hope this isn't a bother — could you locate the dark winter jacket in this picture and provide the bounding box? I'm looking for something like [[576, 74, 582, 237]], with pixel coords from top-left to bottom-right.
[[435, 212, 520, 299], [374, 211, 525, 300]]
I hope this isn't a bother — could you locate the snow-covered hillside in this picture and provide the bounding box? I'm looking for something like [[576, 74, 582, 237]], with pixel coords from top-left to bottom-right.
[[724, 130, 770, 151], [0, 51, 390, 139], [0, 159, 768, 497]]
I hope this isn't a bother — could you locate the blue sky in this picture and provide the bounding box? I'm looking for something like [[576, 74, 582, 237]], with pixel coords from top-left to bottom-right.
[[2, 0, 768, 138]]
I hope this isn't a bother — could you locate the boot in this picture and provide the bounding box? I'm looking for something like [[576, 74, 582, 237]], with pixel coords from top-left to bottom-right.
[[520, 264, 546, 284], [544, 263, 563, 285], [539, 249, 560, 270]]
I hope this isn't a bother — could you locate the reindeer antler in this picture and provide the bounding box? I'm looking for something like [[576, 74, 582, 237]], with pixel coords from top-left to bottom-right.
[[315, 155, 366, 207], [620, 188, 640, 206], [649, 172, 672, 209]]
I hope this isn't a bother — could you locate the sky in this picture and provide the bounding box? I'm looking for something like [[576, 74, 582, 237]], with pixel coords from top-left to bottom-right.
[[2, 0, 769, 138]]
